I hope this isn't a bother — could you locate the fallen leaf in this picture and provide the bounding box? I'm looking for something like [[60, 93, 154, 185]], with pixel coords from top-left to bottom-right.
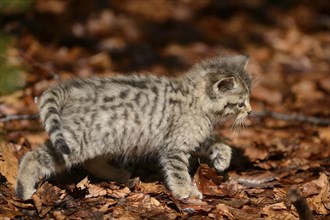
[[194, 163, 227, 196], [252, 86, 282, 104], [86, 184, 107, 198], [111, 187, 131, 199], [217, 180, 242, 197], [317, 127, 330, 144], [8, 199, 35, 209], [97, 199, 117, 213], [306, 173, 330, 215], [292, 80, 324, 103], [76, 176, 90, 190], [301, 176, 324, 197], [181, 201, 213, 215], [0, 142, 19, 185], [139, 181, 166, 195], [214, 203, 235, 220], [244, 142, 269, 162], [32, 182, 63, 217], [52, 210, 67, 220], [23, 133, 48, 147], [261, 202, 298, 220], [0, 206, 24, 219], [0, 91, 24, 115]]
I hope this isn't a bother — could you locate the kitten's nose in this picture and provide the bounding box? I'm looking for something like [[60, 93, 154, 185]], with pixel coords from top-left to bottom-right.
[[246, 102, 252, 115]]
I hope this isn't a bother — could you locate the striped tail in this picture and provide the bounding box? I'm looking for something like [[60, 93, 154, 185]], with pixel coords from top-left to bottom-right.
[[39, 88, 71, 154]]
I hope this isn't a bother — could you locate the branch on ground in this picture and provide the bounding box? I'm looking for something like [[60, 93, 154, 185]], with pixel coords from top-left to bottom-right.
[[251, 111, 330, 126], [0, 114, 39, 122]]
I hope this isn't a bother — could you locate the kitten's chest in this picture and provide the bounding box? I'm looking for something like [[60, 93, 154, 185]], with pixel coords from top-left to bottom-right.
[[190, 114, 213, 144], [170, 112, 212, 148]]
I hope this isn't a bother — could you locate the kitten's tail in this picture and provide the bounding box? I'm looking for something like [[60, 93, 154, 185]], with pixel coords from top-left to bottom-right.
[[39, 88, 71, 154]]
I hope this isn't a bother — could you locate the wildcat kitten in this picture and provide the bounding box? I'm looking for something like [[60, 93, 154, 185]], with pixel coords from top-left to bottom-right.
[[16, 55, 252, 200]]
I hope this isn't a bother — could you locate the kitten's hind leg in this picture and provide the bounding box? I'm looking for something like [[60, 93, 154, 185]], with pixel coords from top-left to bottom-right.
[[83, 156, 131, 183], [16, 141, 65, 200]]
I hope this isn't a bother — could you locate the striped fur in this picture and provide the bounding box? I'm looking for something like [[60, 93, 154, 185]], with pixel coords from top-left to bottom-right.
[[39, 89, 71, 154], [16, 55, 252, 200]]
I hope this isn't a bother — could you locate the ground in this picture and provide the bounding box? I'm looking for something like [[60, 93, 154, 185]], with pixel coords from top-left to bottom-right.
[[0, 0, 329, 219]]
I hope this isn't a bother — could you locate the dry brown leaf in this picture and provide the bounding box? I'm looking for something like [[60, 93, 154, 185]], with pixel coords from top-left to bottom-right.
[[181, 201, 213, 215], [23, 133, 48, 148], [32, 182, 63, 217], [86, 184, 107, 198], [35, 0, 67, 14], [306, 173, 330, 215], [261, 202, 298, 220], [97, 199, 117, 213], [136, 195, 165, 211], [139, 182, 166, 195], [0, 206, 24, 219], [111, 206, 142, 220], [301, 176, 324, 197], [214, 203, 235, 220], [126, 192, 145, 202], [52, 210, 67, 220], [76, 176, 90, 190], [217, 180, 242, 197], [111, 187, 131, 199], [252, 86, 282, 104], [194, 163, 227, 196], [0, 142, 19, 186], [292, 80, 324, 103], [122, 193, 174, 218], [318, 127, 330, 144], [0, 103, 19, 115], [149, 197, 162, 207], [32, 193, 50, 218], [0, 91, 24, 115], [244, 143, 269, 162], [8, 199, 35, 209]]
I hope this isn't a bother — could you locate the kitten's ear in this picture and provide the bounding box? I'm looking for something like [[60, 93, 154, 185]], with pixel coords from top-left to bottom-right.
[[214, 77, 235, 93], [232, 55, 249, 69]]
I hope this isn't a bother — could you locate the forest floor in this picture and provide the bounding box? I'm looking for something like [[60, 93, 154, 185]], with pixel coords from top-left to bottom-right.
[[0, 1, 329, 219]]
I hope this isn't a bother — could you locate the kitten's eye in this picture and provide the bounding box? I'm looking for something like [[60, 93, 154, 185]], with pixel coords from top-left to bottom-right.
[[238, 102, 245, 108]]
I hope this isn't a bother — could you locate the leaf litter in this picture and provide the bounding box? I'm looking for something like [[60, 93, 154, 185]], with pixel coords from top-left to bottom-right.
[[0, 0, 329, 219]]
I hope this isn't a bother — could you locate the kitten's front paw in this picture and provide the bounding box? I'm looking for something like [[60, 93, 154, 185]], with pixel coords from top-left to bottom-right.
[[209, 143, 232, 173], [171, 185, 203, 200]]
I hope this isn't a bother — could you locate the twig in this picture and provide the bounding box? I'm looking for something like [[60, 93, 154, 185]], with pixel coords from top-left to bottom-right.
[[251, 111, 330, 126], [0, 114, 39, 122], [287, 187, 314, 220]]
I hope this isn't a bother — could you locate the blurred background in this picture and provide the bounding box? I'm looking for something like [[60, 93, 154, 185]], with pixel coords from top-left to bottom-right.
[[1, 0, 329, 106]]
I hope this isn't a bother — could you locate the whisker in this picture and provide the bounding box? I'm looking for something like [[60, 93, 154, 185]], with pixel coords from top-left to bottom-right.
[[242, 119, 246, 129], [232, 114, 248, 132], [232, 116, 242, 132], [252, 75, 262, 88]]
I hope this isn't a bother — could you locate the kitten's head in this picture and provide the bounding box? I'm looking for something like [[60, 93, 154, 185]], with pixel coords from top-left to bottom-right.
[[191, 55, 252, 125]]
